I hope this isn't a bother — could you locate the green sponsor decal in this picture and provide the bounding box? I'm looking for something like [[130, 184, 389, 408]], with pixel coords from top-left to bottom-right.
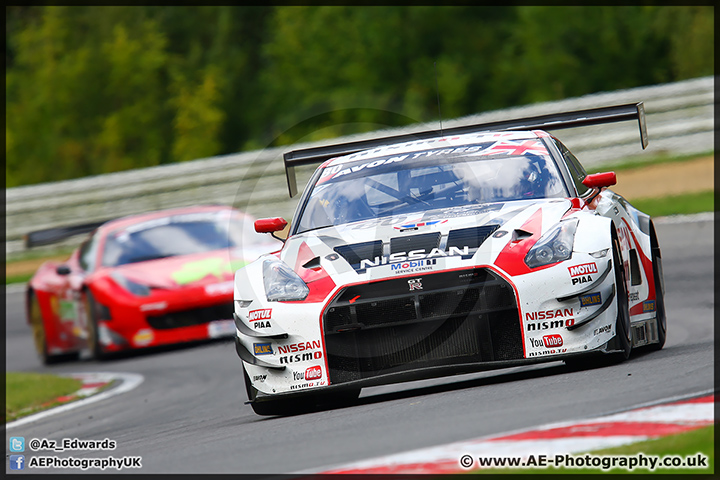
[[172, 257, 249, 285], [59, 300, 76, 321]]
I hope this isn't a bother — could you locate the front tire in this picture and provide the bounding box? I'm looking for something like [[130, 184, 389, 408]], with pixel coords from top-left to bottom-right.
[[648, 227, 666, 350], [243, 368, 306, 416], [610, 235, 632, 361], [84, 290, 108, 360], [243, 369, 357, 416], [249, 397, 308, 416], [242, 368, 257, 402]]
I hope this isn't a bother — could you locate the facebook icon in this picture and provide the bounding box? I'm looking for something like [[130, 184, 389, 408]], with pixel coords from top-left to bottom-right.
[[9, 455, 25, 470]]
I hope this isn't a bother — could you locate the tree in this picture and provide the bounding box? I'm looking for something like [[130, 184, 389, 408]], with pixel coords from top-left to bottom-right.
[[6, 7, 173, 185], [6, 6, 714, 187]]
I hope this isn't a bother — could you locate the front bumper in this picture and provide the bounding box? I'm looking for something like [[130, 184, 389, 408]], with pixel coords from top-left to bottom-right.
[[96, 294, 236, 351], [238, 259, 619, 397], [248, 346, 608, 404]]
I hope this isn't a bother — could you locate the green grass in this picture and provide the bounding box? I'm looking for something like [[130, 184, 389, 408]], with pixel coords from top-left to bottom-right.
[[7, 245, 76, 263], [7, 272, 34, 285], [6, 372, 84, 422], [474, 425, 714, 475], [586, 150, 713, 174], [631, 190, 714, 218]]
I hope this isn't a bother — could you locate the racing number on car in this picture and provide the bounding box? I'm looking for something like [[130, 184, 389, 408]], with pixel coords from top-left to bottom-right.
[[59, 291, 86, 339], [617, 223, 632, 252], [617, 222, 633, 280]]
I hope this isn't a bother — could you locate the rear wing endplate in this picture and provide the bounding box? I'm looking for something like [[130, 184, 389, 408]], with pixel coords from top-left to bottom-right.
[[283, 102, 648, 197]]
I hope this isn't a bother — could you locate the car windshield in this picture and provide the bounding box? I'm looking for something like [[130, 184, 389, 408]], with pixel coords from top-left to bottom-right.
[[295, 141, 568, 233], [102, 211, 271, 267]]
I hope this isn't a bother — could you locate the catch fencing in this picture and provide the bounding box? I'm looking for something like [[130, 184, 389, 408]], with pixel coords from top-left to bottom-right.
[[6, 76, 713, 258]]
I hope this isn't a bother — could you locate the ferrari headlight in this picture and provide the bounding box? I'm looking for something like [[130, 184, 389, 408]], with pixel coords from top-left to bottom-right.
[[263, 259, 309, 302], [525, 218, 578, 268], [110, 272, 151, 296]]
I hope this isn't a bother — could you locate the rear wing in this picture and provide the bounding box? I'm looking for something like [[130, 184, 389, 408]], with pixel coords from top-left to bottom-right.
[[282, 102, 648, 197], [25, 221, 108, 248]]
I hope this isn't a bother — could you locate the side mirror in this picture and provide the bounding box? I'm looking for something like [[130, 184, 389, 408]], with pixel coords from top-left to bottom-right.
[[254, 217, 288, 243], [582, 171, 617, 189], [254, 217, 288, 233], [56, 265, 71, 276]]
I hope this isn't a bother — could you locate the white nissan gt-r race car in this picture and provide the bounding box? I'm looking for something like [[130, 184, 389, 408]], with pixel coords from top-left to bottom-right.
[[233, 103, 666, 415]]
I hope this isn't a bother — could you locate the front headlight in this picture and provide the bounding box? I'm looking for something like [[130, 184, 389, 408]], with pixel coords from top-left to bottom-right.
[[263, 259, 309, 302], [110, 272, 151, 296], [524, 218, 579, 268]]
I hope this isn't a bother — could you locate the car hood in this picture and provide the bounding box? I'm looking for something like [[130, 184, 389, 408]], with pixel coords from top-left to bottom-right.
[[108, 248, 259, 290], [277, 199, 575, 279]]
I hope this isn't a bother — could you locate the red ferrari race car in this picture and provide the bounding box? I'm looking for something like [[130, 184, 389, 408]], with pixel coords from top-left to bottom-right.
[[25, 205, 281, 364]]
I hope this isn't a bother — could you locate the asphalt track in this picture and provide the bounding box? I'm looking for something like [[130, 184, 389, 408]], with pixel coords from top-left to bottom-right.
[[4, 215, 714, 474]]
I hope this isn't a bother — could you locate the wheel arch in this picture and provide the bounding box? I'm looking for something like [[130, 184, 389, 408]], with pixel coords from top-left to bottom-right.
[[648, 219, 661, 257]]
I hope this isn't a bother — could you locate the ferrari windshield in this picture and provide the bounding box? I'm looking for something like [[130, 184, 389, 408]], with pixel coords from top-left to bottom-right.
[[102, 211, 269, 267], [295, 141, 568, 233]]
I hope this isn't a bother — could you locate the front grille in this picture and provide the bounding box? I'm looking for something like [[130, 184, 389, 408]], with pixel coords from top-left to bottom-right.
[[323, 268, 522, 384], [146, 302, 233, 330], [447, 225, 500, 250], [390, 232, 441, 254], [333, 226, 499, 273], [334, 241, 383, 269]]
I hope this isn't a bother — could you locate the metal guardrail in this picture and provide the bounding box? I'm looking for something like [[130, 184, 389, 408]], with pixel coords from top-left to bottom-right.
[[6, 76, 713, 258]]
